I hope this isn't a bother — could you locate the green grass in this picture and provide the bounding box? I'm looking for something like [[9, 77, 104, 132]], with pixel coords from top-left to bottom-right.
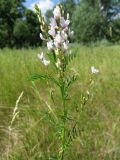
[[1, 45, 120, 159]]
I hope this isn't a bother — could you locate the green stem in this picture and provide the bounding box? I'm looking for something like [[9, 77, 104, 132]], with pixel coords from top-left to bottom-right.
[[61, 98, 65, 160], [60, 81, 67, 160]]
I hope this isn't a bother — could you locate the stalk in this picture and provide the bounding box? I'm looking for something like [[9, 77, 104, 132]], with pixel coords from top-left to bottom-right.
[[34, 4, 74, 160], [60, 71, 67, 160], [61, 97, 66, 160]]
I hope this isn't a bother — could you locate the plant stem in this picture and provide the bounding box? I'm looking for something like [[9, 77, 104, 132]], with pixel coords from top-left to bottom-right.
[[60, 79, 67, 160], [61, 98, 66, 160]]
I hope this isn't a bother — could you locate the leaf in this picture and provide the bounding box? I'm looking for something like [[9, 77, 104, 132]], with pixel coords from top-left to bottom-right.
[[42, 110, 56, 127], [65, 74, 77, 90], [29, 74, 60, 86], [65, 48, 78, 67], [47, 50, 56, 62], [66, 123, 82, 146]]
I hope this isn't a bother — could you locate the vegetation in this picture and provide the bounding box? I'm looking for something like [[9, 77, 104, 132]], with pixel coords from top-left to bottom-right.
[[72, 3, 107, 43], [0, 0, 40, 48], [1, 45, 120, 159], [71, 0, 120, 43], [1, 0, 120, 159], [1, 0, 120, 48]]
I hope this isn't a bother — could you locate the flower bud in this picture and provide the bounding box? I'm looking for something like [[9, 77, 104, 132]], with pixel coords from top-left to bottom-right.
[[41, 26, 45, 32], [40, 33, 46, 40], [67, 13, 69, 20], [38, 16, 42, 23], [55, 49, 59, 55], [56, 59, 61, 68], [53, 6, 61, 19]]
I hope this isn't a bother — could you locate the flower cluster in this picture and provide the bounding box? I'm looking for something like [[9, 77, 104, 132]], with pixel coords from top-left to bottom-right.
[[37, 5, 74, 69]]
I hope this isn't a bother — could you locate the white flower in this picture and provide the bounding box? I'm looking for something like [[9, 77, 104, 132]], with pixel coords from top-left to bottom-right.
[[54, 41, 60, 48], [63, 42, 68, 51], [65, 19, 70, 26], [91, 66, 99, 74], [38, 52, 50, 66], [61, 30, 68, 40], [60, 17, 66, 28], [47, 40, 53, 50], [43, 59, 50, 66], [38, 52, 44, 60], [60, 17, 70, 28], [54, 32, 63, 44], [50, 18, 57, 28], [54, 32, 64, 48], [63, 27, 68, 32], [69, 29, 74, 37], [48, 28, 56, 37], [53, 6, 61, 19]]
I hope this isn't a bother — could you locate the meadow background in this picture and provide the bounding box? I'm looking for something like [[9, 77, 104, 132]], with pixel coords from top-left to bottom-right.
[[1, 45, 120, 159], [1, 0, 120, 159]]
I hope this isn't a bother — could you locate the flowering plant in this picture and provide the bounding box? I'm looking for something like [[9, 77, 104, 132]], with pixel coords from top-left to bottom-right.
[[32, 4, 77, 159], [36, 5, 74, 69], [30, 4, 98, 160]]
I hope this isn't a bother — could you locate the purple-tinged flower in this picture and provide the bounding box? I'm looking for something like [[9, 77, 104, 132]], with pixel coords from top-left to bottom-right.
[[61, 30, 68, 40], [54, 32, 63, 44], [60, 17, 70, 28], [50, 18, 57, 28], [48, 28, 56, 37]]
